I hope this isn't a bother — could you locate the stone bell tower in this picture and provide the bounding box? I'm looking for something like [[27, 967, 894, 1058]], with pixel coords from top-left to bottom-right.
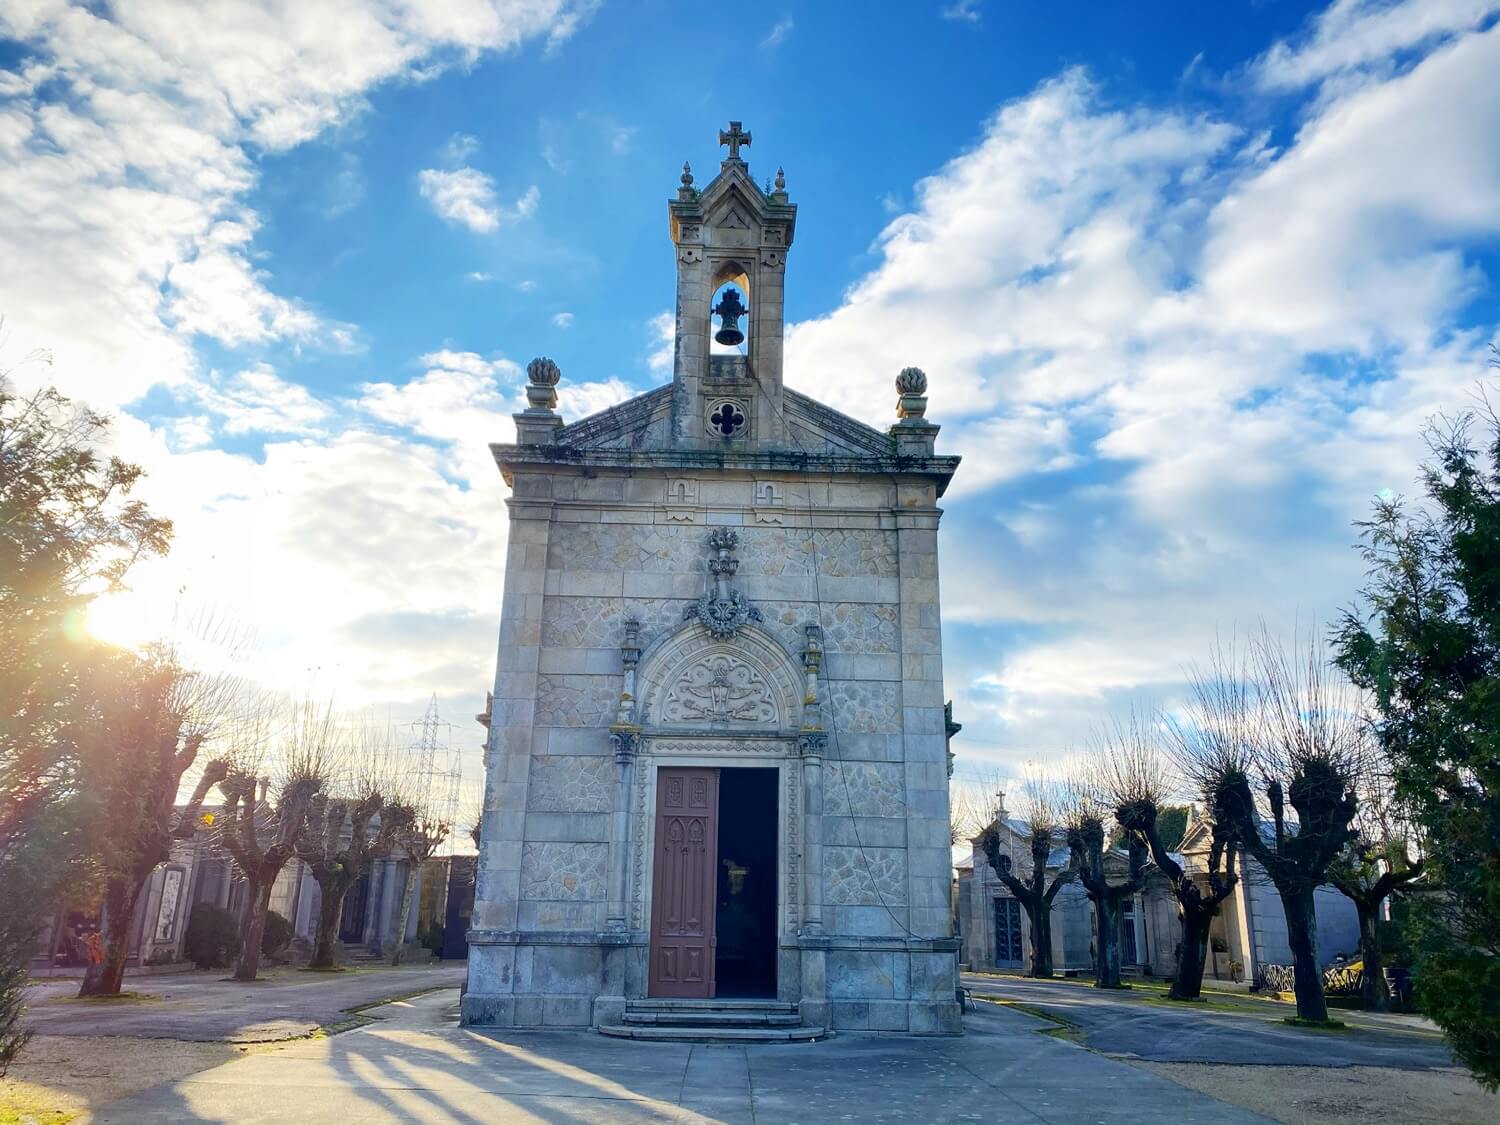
[[668, 121, 797, 449]]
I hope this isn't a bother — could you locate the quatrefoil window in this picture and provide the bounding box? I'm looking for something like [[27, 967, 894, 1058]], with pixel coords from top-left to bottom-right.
[[708, 400, 746, 438]]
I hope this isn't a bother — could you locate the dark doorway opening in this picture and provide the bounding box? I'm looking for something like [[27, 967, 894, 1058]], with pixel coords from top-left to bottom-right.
[[714, 767, 778, 998], [340, 872, 370, 943]]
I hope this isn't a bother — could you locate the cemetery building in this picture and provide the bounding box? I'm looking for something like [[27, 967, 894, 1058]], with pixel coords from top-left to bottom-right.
[[464, 123, 964, 1036]]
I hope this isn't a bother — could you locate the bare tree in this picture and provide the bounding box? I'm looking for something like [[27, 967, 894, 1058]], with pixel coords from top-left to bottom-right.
[[1326, 763, 1424, 1011], [296, 724, 412, 971], [1175, 630, 1364, 1022], [78, 646, 236, 997], [1062, 766, 1150, 990], [976, 768, 1076, 979], [215, 695, 333, 982], [1101, 713, 1238, 1001]]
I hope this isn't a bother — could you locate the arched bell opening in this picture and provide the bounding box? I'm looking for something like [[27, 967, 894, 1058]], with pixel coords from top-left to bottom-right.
[[708, 263, 751, 356]]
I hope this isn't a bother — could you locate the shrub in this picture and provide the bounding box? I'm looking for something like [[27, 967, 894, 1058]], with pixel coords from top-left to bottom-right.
[[184, 904, 241, 969], [261, 911, 294, 960]]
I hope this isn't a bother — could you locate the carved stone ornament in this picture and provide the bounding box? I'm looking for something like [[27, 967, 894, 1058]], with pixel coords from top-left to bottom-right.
[[683, 528, 762, 639], [661, 657, 776, 725], [685, 587, 761, 639]]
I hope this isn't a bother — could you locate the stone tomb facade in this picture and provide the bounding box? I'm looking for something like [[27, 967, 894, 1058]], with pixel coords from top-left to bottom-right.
[[463, 125, 962, 1035]]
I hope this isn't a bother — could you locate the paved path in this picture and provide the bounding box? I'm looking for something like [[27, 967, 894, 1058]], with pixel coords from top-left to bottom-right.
[[963, 972, 1455, 1069], [22, 963, 466, 1042], [95, 988, 1274, 1123]]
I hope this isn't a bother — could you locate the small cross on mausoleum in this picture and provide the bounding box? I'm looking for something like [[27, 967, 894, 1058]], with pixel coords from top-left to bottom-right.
[[718, 120, 751, 163]]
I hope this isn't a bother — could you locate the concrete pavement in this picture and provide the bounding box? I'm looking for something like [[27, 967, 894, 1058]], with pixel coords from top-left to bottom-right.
[[21, 963, 466, 1042], [963, 972, 1456, 1069], [92, 988, 1274, 1123]]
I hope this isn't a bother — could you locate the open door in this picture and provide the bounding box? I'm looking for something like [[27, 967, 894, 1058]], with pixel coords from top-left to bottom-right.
[[648, 768, 719, 998]]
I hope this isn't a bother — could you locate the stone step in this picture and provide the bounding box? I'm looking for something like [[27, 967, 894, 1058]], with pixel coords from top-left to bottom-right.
[[621, 1002, 798, 1020], [623, 1010, 803, 1027], [598, 1023, 831, 1043]]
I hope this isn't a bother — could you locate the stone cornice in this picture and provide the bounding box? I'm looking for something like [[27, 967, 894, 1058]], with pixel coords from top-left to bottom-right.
[[492, 444, 961, 496]]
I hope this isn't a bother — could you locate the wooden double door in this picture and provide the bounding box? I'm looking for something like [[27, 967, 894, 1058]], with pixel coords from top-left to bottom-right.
[[648, 768, 721, 998]]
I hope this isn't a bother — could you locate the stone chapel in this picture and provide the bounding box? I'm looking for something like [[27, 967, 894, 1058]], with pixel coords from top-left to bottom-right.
[[464, 123, 963, 1037]]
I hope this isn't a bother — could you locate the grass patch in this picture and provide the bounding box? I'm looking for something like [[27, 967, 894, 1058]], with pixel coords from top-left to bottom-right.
[[1283, 1016, 1347, 1030], [298, 966, 350, 974], [67, 991, 154, 1004], [0, 1103, 76, 1124]]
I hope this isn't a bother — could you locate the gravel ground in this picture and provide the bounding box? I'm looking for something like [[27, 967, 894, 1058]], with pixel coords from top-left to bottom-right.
[[1134, 1061, 1498, 1124]]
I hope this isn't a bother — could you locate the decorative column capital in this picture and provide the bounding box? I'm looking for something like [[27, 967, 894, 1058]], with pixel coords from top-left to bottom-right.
[[608, 725, 640, 766], [798, 731, 828, 760]]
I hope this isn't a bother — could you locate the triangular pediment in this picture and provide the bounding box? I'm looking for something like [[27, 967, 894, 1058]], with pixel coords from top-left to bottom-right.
[[552, 383, 895, 458]]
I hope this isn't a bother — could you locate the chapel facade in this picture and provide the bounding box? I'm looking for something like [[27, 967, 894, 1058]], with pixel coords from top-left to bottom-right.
[[463, 124, 963, 1036]]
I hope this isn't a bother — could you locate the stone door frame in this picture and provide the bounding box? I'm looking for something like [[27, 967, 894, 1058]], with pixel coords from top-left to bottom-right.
[[630, 736, 800, 1001]]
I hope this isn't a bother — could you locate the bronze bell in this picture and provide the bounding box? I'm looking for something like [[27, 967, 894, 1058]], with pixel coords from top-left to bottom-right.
[[713, 287, 747, 347]]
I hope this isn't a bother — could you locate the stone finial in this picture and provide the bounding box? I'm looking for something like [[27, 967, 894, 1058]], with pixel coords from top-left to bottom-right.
[[515, 356, 563, 443], [896, 366, 928, 397], [679, 161, 695, 200], [891, 365, 939, 456], [775, 167, 786, 192], [895, 366, 929, 422]]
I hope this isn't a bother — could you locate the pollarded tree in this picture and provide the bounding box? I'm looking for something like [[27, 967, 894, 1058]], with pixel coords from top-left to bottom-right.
[[975, 770, 1075, 978], [1100, 714, 1238, 1001], [1325, 773, 1423, 1012], [1177, 631, 1364, 1024], [298, 784, 411, 970], [216, 697, 333, 981], [1062, 773, 1150, 990], [78, 645, 235, 997]]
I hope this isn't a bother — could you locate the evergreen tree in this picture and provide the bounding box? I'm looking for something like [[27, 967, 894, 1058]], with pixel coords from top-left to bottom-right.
[[1333, 408, 1500, 1085]]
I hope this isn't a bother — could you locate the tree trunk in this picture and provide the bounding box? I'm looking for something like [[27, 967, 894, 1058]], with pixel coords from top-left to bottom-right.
[[1170, 912, 1210, 1001], [309, 878, 347, 970], [1095, 896, 1123, 988], [234, 880, 274, 982], [1356, 902, 1390, 1012], [78, 877, 141, 998], [1281, 884, 1329, 1021], [1027, 900, 1055, 979], [390, 864, 416, 966]]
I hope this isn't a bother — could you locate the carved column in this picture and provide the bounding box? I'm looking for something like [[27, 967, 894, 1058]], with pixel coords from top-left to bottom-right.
[[605, 726, 639, 932], [799, 624, 827, 936], [799, 732, 827, 935], [606, 619, 642, 932]]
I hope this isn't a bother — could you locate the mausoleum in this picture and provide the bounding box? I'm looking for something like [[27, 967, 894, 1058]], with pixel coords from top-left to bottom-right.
[[464, 123, 963, 1036]]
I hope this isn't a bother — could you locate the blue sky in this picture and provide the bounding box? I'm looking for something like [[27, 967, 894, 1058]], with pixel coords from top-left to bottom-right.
[[3, 0, 1499, 812]]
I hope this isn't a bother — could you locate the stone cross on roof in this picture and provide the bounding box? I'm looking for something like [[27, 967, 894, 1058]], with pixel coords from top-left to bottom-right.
[[718, 120, 751, 163]]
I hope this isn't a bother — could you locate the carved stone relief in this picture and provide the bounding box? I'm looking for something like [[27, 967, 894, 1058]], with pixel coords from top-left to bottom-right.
[[661, 657, 776, 726]]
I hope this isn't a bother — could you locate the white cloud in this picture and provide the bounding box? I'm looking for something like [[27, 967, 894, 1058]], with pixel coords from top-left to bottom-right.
[[558, 377, 633, 421], [646, 310, 674, 377], [443, 132, 481, 163], [467, 271, 496, 282], [762, 16, 793, 48], [785, 38, 1500, 770], [1254, 0, 1499, 90], [0, 0, 587, 407], [418, 167, 501, 233], [191, 363, 332, 436], [552, 312, 575, 329], [942, 0, 983, 23]]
